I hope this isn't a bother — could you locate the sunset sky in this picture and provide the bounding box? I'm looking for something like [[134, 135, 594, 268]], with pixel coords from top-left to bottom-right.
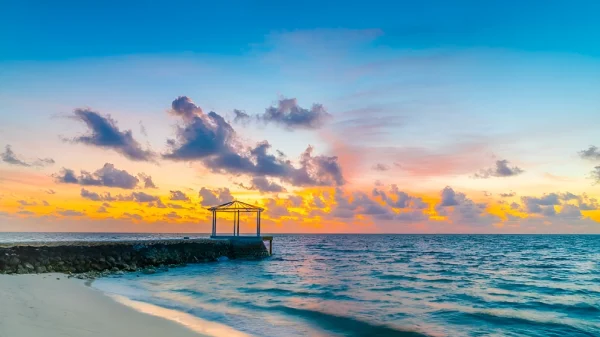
[[1, 1, 600, 233]]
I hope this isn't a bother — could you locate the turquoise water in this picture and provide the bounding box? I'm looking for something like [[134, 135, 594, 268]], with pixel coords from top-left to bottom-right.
[[3, 234, 599, 336]]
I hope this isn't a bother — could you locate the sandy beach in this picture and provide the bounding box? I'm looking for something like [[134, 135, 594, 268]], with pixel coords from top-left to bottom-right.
[[0, 273, 207, 337]]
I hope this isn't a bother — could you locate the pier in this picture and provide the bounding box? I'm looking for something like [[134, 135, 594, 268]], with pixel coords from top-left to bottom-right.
[[0, 238, 269, 275]]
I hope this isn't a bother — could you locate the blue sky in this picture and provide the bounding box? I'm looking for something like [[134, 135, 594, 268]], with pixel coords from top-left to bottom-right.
[[1, 1, 600, 233]]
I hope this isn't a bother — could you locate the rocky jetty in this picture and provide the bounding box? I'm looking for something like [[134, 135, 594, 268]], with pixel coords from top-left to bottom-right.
[[0, 238, 270, 276]]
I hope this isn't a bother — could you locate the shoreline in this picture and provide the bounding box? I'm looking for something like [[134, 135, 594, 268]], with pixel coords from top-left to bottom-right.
[[0, 273, 211, 337]]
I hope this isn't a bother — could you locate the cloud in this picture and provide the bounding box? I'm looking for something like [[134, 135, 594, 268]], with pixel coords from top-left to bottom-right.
[[46, 189, 56, 195], [250, 176, 286, 193], [590, 166, 600, 184], [165, 211, 181, 219], [435, 187, 499, 226], [515, 192, 599, 217], [17, 200, 37, 206], [473, 159, 524, 179], [127, 192, 160, 203], [97, 206, 108, 213], [80, 188, 117, 201], [500, 192, 516, 198], [439, 186, 460, 206], [54, 163, 149, 189], [122, 212, 143, 220], [169, 190, 190, 201], [372, 163, 390, 171], [58, 210, 85, 216], [138, 173, 157, 189], [148, 199, 167, 208], [233, 109, 251, 125], [373, 185, 427, 209], [330, 187, 428, 222], [199, 187, 233, 206], [1, 145, 54, 167], [163, 96, 345, 187], [579, 146, 600, 160], [259, 98, 331, 130], [80, 188, 159, 203], [556, 204, 581, 219], [68, 108, 155, 161]]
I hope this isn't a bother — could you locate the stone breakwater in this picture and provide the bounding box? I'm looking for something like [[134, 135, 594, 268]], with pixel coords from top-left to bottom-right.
[[0, 238, 270, 275]]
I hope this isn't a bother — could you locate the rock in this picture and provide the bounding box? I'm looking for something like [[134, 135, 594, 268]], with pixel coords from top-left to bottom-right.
[[9, 256, 20, 266], [35, 265, 47, 273], [24, 263, 35, 271], [217, 256, 229, 262], [141, 268, 156, 274]]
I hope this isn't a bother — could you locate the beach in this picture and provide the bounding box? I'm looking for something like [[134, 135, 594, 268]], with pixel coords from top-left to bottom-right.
[[0, 273, 207, 337]]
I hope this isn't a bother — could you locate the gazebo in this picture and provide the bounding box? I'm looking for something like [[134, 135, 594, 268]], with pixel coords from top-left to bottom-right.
[[207, 200, 264, 238]]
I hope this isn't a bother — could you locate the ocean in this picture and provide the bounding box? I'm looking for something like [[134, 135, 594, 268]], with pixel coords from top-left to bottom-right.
[[2, 233, 599, 336]]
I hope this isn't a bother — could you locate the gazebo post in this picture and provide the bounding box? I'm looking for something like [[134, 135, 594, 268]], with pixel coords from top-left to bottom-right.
[[212, 210, 216, 236], [232, 211, 236, 236], [236, 210, 240, 236], [257, 210, 261, 236]]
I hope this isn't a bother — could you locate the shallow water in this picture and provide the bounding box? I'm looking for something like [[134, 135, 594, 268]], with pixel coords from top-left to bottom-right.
[[3, 233, 600, 336]]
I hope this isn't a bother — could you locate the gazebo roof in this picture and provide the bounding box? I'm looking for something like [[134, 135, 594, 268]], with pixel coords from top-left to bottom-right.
[[207, 200, 264, 212]]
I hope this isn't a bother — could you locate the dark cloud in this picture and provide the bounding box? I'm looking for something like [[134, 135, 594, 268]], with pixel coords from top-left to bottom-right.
[[80, 188, 117, 201], [440, 186, 460, 206], [42, 201, 50, 206], [579, 146, 600, 160], [199, 187, 233, 206], [264, 199, 291, 217], [1, 145, 54, 167], [46, 189, 56, 195], [580, 197, 599, 211], [97, 206, 108, 213], [288, 195, 303, 207], [163, 97, 344, 187], [170, 96, 202, 121], [473, 159, 524, 179], [435, 187, 498, 226], [54, 163, 146, 189], [169, 190, 190, 201], [250, 176, 286, 193], [68, 108, 155, 161], [138, 173, 157, 189], [233, 109, 251, 125], [139, 121, 148, 137], [591, 166, 600, 184], [122, 212, 142, 220], [128, 192, 160, 203], [556, 204, 581, 219], [260, 98, 331, 130], [58, 210, 85, 216], [312, 195, 326, 208], [520, 193, 562, 214], [331, 188, 427, 221], [372, 163, 390, 171], [165, 211, 181, 219], [17, 210, 35, 215], [163, 98, 237, 161], [17, 200, 37, 206], [148, 199, 167, 208], [373, 185, 427, 209], [500, 192, 516, 198], [510, 202, 521, 210]]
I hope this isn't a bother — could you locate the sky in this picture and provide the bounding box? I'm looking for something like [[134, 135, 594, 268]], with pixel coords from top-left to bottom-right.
[[1, 0, 600, 233]]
